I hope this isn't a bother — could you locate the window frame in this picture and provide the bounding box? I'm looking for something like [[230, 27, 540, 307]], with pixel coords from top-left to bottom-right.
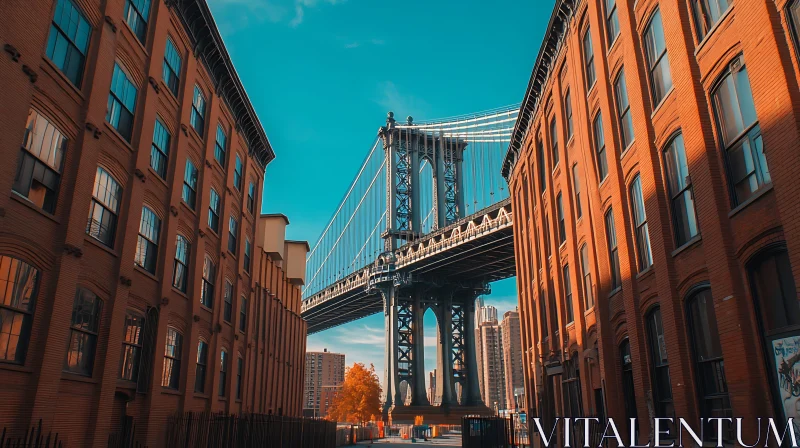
[[662, 133, 699, 247], [692, 0, 731, 41], [614, 69, 635, 149], [556, 192, 566, 245], [182, 159, 198, 210], [0, 256, 40, 365], [228, 216, 238, 255], [537, 138, 547, 193], [123, 0, 151, 44], [239, 295, 247, 333], [106, 63, 138, 142], [563, 264, 574, 324], [195, 339, 208, 393], [244, 238, 251, 274], [134, 206, 161, 273], [161, 327, 183, 389], [208, 188, 221, 233], [629, 175, 653, 271], [236, 355, 244, 400], [605, 0, 621, 46], [64, 288, 103, 376], [87, 167, 122, 248], [646, 306, 676, 434], [223, 280, 233, 323], [710, 57, 769, 207], [172, 235, 190, 292], [580, 244, 594, 310], [605, 208, 621, 291], [190, 85, 206, 138], [593, 113, 609, 181], [46, 0, 92, 88], [234, 155, 243, 191], [201, 255, 215, 309], [582, 27, 597, 91], [247, 181, 256, 214], [120, 310, 145, 381], [564, 89, 574, 141], [219, 349, 228, 397], [215, 124, 228, 167], [162, 37, 182, 97], [150, 118, 170, 179], [13, 109, 67, 214], [643, 8, 673, 108], [572, 164, 582, 219], [550, 116, 559, 168]]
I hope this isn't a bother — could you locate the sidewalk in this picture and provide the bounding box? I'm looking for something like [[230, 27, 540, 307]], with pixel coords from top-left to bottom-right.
[[356, 434, 462, 446]]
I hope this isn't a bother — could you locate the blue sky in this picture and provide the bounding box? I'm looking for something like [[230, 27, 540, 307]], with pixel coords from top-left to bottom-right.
[[206, 0, 553, 382]]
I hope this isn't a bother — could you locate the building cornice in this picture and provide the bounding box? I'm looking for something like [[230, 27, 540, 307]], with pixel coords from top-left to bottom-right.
[[502, 0, 581, 181], [168, 0, 275, 170]]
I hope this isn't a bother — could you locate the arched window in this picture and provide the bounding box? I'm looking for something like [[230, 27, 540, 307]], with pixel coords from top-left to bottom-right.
[[65, 288, 103, 376], [195, 339, 208, 393], [643, 8, 673, 106], [646, 307, 674, 431], [619, 339, 638, 426], [580, 244, 594, 309], [120, 310, 145, 381], [162, 327, 183, 389], [201, 256, 215, 308], [663, 133, 698, 246], [0, 255, 39, 364], [135, 206, 161, 273], [561, 352, 583, 417], [172, 235, 190, 292], [87, 167, 122, 248], [686, 287, 732, 440]]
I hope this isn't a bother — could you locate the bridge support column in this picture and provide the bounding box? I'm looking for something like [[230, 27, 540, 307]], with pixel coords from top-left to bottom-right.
[[437, 294, 454, 407], [382, 287, 402, 419], [411, 292, 429, 406], [463, 295, 483, 406]]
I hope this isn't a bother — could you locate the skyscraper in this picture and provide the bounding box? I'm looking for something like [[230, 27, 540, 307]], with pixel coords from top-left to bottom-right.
[[475, 305, 506, 411], [303, 349, 345, 418], [500, 310, 525, 412]]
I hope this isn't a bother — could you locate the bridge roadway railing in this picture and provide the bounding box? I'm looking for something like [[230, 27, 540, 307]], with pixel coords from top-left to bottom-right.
[[300, 198, 513, 315]]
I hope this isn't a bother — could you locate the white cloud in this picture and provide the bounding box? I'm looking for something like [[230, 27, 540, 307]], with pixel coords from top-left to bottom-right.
[[207, 0, 345, 30], [290, 0, 345, 27]]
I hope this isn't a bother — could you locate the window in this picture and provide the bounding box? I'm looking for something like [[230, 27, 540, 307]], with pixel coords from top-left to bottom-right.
[[663, 134, 699, 246], [215, 124, 227, 167], [692, 0, 730, 40], [87, 167, 122, 248], [247, 182, 256, 214], [150, 118, 170, 179], [223, 281, 233, 322], [228, 216, 238, 255], [182, 159, 198, 209], [123, 0, 151, 43], [572, 164, 582, 219], [686, 288, 733, 439], [0, 256, 39, 364], [543, 213, 551, 258], [236, 356, 244, 400], [65, 288, 103, 375], [563, 264, 574, 324], [161, 327, 182, 389], [234, 155, 243, 191], [239, 296, 247, 332], [644, 9, 673, 106], [580, 244, 594, 309], [646, 307, 675, 433], [792, 2, 800, 58], [13, 109, 67, 213], [162, 38, 182, 96], [219, 349, 228, 396], [244, 239, 251, 274], [556, 193, 566, 245], [629, 175, 653, 271], [562, 353, 583, 418], [564, 90, 574, 140], [190, 86, 206, 137], [605, 209, 621, 290], [106, 63, 138, 141], [593, 113, 608, 181], [46, 0, 91, 87], [208, 188, 221, 233], [537, 139, 547, 193], [749, 247, 799, 332], [712, 58, 769, 205], [172, 235, 190, 292], [201, 256, 215, 308], [550, 117, 559, 168], [614, 69, 634, 149], [195, 340, 208, 393], [606, 0, 620, 44], [135, 207, 160, 273], [120, 311, 144, 381], [538, 291, 548, 339], [583, 28, 596, 90], [620, 339, 639, 426]]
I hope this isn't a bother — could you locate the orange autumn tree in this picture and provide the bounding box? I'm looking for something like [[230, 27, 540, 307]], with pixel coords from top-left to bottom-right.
[[327, 362, 382, 424]]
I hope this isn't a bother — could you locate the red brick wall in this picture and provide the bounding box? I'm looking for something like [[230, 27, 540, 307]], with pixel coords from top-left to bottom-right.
[[0, 0, 305, 446], [508, 0, 800, 443]]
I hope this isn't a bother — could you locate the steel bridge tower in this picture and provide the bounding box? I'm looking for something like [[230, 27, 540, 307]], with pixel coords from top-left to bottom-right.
[[375, 112, 492, 423]]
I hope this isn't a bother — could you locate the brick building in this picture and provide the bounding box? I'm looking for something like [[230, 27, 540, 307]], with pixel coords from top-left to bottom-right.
[[0, 0, 308, 446], [502, 0, 800, 443], [302, 349, 345, 419]]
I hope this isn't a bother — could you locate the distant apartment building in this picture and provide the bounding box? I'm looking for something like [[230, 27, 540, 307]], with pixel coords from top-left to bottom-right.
[[500, 310, 525, 412], [427, 370, 437, 404], [303, 349, 345, 418], [475, 305, 506, 411]]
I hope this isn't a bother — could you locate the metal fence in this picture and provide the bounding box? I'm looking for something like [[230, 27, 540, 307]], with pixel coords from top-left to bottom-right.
[[462, 417, 516, 448], [164, 412, 337, 448], [0, 420, 63, 448]]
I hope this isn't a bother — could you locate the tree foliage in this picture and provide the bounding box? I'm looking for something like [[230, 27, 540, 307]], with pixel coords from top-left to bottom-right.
[[326, 363, 382, 424]]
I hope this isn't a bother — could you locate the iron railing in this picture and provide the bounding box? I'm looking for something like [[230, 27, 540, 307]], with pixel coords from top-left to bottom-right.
[[0, 420, 63, 448], [164, 412, 337, 448]]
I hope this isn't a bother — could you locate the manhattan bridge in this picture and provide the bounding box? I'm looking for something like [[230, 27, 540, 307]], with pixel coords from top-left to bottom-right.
[[301, 105, 519, 423]]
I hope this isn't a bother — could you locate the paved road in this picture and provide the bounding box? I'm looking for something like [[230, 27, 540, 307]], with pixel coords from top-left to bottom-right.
[[356, 434, 462, 447]]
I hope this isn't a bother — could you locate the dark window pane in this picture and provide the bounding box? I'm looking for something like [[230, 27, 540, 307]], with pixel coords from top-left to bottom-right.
[[583, 29, 596, 89], [224, 282, 233, 322], [162, 38, 182, 96], [65, 289, 103, 376], [120, 312, 144, 381], [215, 124, 227, 167], [123, 0, 151, 43], [182, 160, 198, 209], [87, 167, 122, 247], [750, 249, 800, 332], [191, 86, 206, 137], [135, 207, 160, 273], [106, 64, 138, 141], [195, 340, 208, 393], [150, 118, 170, 179], [0, 256, 39, 364], [46, 0, 91, 87]]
